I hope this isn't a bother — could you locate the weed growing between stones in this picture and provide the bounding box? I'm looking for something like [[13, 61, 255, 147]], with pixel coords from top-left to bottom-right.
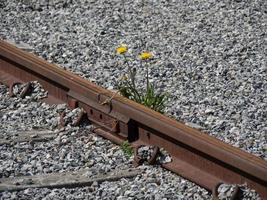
[[120, 141, 134, 158], [116, 45, 167, 114]]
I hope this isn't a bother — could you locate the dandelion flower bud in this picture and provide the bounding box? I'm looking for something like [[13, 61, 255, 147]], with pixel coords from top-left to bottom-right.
[[139, 52, 153, 60], [119, 74, 128, 81], [116, 45, 128, 55]]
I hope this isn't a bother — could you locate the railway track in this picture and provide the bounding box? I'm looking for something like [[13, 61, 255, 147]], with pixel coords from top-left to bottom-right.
[[0, 40, 266, 199], [1, 82, 212, 199]]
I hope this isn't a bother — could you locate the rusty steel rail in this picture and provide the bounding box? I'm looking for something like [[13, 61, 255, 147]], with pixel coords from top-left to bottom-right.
[[0, 40, 267, 199]]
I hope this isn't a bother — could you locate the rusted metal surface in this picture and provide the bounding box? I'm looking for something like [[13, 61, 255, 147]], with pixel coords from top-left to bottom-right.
[[133, 145, 159, 166], [1, 40, 267, 199]]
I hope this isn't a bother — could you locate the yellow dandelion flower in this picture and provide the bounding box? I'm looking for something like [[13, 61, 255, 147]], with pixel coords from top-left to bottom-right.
[[139, 52, 153, 60], [116, 45, 128, 54]]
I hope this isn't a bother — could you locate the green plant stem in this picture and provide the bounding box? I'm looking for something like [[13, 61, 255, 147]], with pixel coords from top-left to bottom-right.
[[122, 0, 125, 21], [145, 61, 149, 92], [123, 55, 136, 89], [125, 80, 141, 102]]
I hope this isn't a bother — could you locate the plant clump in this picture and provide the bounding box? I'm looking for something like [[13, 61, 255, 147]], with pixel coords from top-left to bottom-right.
[[120, 141, 134, 158], [116, 45, 167, 114]]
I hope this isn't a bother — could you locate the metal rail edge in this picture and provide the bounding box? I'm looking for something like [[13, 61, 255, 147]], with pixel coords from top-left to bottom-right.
[[0, 40, 266, 199]]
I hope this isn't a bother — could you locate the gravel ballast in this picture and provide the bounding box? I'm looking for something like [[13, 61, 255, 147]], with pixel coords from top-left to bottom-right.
[[0, 0, 266, 198], [0, 0, 266, 160]]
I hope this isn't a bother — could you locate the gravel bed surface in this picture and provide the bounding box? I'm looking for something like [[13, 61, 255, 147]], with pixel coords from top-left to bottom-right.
[[0, 83, 213, 199], [0, 0, 266, 160], [1, 0, 266, 160], [0, 1, 266, 199]]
